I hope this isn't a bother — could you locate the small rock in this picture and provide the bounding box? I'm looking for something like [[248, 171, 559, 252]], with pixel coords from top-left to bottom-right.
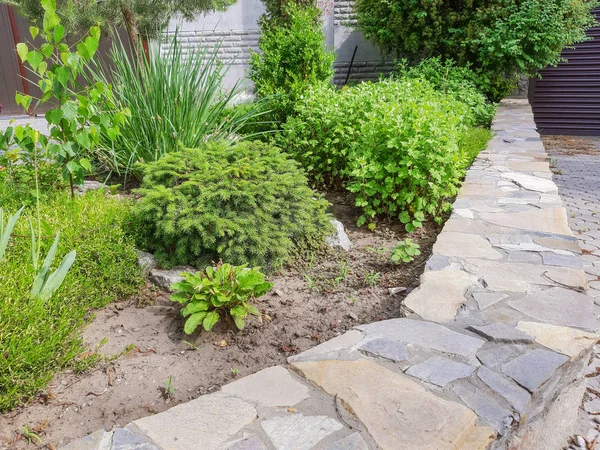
[[75, 180, 106, 195], [326, 220, 352, 251], [150, 266, 196, 291], [577, 435, 586, 448], [348, 312, 359, 321], [388, 287, 407, 296], [273, 290, 283, 297], [137, 251, 157, 274]]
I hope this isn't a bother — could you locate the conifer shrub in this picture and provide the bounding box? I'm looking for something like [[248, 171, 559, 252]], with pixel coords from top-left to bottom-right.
[[132, 140, 332, 269]]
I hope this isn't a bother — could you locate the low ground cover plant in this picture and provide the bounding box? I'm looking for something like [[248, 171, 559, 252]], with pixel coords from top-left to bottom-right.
[[171, 263, 273, 333], [132, 140, 332, 270], [278, 77, 490, 230], [0, 188, 142, 411]]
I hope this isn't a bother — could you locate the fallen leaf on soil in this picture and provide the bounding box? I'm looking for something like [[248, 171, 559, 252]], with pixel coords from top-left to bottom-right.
[[280, 344, 298, 353], [215, 340, 228, 347], [106, 366, 116, 386]]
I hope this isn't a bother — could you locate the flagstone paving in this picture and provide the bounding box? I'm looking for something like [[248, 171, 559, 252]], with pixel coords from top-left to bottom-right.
[[61, 100, 597, 450]]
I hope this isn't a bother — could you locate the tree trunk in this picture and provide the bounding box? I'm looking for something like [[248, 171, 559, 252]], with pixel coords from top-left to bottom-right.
[[121, 5, 143, 65]]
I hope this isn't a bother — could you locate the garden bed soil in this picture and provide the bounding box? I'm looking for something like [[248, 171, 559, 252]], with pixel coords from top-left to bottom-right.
[[0, 193, 441, 449]]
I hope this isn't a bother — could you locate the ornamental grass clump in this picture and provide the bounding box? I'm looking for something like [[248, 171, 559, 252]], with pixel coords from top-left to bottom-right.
[[132, 140, 332, 269]]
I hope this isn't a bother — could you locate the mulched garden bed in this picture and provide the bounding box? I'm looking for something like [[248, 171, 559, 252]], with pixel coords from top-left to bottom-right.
[[0, 191, 442, 449]]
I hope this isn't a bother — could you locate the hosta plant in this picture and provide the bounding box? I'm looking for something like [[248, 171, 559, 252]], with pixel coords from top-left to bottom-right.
[[391, 239, 421, 264], [170, 263, 273, 333]]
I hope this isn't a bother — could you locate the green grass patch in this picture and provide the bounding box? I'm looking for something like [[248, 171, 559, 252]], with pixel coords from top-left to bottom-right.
[[458, 127, 493, 170], [0, 189, 142, 411]]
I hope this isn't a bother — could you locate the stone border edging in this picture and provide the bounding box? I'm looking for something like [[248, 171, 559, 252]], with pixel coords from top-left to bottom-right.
[[62, 99, 597, 450]]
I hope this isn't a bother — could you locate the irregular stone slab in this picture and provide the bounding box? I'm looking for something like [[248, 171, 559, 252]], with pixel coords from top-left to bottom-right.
[[292, 359, 495, 450], [467, 324, 533, 344], [358, 319, 485, 359], [288, 330, 363, 363], [480, 208, 573, 236], [434, 232, 503, 260], [425, 254, 450, 271], [225, 435, 267, 450], [326, 219, 352, 251], [60, 429, 109, 450], [494, 242, 573, 256], [261, 414, 343, 450], [131, 393, 257, 450], [516, 322, 599, 359], [464, 260, 550, 292], [501, 349, 569, 393], [473, 292, 508, 310], [507, 251, 542, 264], [325, 433, 369, 450], [541, 252, 583, 269], [112, 428, 160, 450], [358, 338, 408, 362], [501, 172, 557, 193], [452, 382, 512, 434], [454, 208, 475, 219], [150, 266, 196, 291], [221, 366, 310, 407], [505, 161, 550, 172], [541, 267, 587, 292], [532, 236, 581, 253], [477, 367, 531, 414], [405, 356, 475, 387], [477, 345, 527, 368], [404, 269, 473, 322], [508, 287, 596, 331]]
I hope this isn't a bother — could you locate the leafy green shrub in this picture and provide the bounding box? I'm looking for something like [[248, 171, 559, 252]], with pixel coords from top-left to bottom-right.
[[0, 189, 142, 411], [396, 58, 497, 127], [391, 239, 421, 264], [354, 0, 596, 100], [171, 263, 273, 333], [249, 3, 335, 124], [279, 79, 485, 229], [87, 32, 266, 179], [133, 140, 332, 269]]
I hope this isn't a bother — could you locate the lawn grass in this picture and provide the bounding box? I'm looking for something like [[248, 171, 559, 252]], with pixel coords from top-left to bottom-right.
[[459, 127, 493, 169], [0, 189, 142, 411]]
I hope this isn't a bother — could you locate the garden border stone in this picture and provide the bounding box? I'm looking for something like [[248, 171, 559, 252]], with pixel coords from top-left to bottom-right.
[[62, 99, 597, 450]]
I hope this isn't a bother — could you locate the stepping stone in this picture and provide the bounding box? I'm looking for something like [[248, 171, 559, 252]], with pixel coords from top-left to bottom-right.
[[289, 330, 363, 363], [467, 324, 533, 344], [508, 287, 596, 331], [261, 414, 343, 450], [541, 253, 583, 269], [473, 292, 508, 310], [516, 322, 599, 358], [404, 269, 473, 322], [425, 254, 450, 271], [476, 345, 527, 368], [112, 428, 160, 450], [501, 172, 557, 193], [325, 433, 369, 450], [480, 208, 573, 236], [131, 393, 257, 449], [221, 366, 310, 407], [501, 349, 569, 392], [226, 435, 267, 450], [358, 338, 408, 362], [405, 356, 475, 387], [507, 251, 542, 264], [452, 381, 513, 434], [60, 429, 108, 450], [358, 319, 484, 359], [477, 367, 530, 413], [291, 359, 495, 450], [434, 232, 503, 260]]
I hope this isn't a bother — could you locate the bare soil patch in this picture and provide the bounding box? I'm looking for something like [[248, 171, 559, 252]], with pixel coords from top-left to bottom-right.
[[0, 192, 441, 449], [542, 135, 600, 156]]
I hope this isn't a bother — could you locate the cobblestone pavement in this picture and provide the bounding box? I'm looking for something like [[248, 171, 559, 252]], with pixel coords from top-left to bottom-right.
[[544, 136, 600, 449]]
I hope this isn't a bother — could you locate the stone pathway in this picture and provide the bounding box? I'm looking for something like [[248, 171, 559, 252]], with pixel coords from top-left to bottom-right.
[[544, 137, 600, 449], [61, 100, 598, 450]]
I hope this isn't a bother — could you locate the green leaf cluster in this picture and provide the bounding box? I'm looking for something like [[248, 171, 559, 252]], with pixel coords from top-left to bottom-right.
[[249, 3, 335, 124], [278, 78, 487, 230], [391, 239, 421, 264], [171, 263, 273, 333], [354, 0, 597, 100], [132, 140, 332, 269]]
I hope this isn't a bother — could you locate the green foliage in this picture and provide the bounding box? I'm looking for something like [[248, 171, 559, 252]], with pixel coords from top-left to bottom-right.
[[279, 79, 490, 230], [249, 3, 335, 124], [86, 33, 267, 179], [396, 58, 497, 127], [171, 263, 273, 333], [132, 140, 332, 269], [14, 0, 128, 195], [354, 0, 597, 100], [391, 239, 421, 264], [0, 189, 142, 411]]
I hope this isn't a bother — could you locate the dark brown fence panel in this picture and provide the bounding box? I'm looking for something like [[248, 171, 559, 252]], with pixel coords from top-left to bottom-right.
[[530, 8, 600, 136]]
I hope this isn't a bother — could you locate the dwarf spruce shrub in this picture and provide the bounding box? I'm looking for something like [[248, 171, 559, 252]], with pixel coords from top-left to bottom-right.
[[133, 141, 332, 269], [279, 78, 488, 230]]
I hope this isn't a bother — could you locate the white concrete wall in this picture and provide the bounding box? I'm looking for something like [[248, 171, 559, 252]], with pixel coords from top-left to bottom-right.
[[166, 0, 393, 89]]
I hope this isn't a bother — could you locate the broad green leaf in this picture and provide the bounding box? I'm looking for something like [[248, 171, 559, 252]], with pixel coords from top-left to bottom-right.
[[16, 43, 28, 62], [39, 250, 76, 300], [37, 61, 47, 76], [203, 311, 219, 331], [61, 101, 78, 120], [15, 92, 32, 110], [79, 158, 91, 171], [45, 108, 63, 125], [42, 10, 60, 32], [55, 66, 70, 88], [233, 315, 245, 330], [30, 231, 60, 297], [181, 301, 210, 317], [30, 26, 39, 39], [170, 281, 195, 293], [170, 292, 190, 304], [229, 305, 247, 317], [245, 304, 260, 316], [75, 132, 91, 149], [40, 43, 54, 58], [184, 312, 207, 334], [53, 24, 64, 43], [41, 0, 56, 13]]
